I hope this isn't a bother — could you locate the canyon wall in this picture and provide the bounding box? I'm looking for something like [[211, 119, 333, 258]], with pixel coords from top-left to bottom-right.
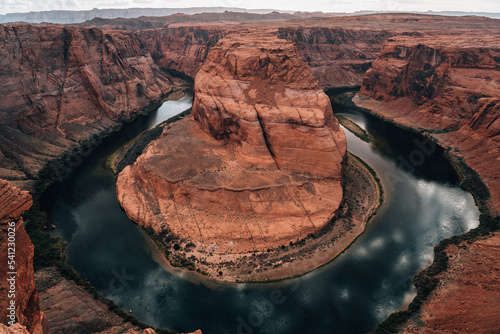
[[117, 32, 346, 256], [277, 27, 392, 87], [139, 27, 225, 78], [0, 179, 48, 333], [358, 34, 500, 213], [0, 24, 175, 190], [138, 25, 393, 88], [356, 33, 500, 333]]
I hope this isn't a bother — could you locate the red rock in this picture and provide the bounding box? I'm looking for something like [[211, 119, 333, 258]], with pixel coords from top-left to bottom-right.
[[402, 233, 500, 334], [0, 24, 174, 189], [117, 32, 346, 255], [357, 34, 500, 214], [356, 33, 500, 332], [0, 179, 49, 334], [192, 30, 346, 178]]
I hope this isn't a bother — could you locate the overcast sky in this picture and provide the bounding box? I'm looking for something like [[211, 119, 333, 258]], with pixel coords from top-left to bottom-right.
[[0, 0, 499, 15]]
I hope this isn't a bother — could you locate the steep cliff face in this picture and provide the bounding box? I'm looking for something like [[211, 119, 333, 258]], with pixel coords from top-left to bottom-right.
[[139, 27, 225, 78], [117, 32, 346, 257], [0, 24, 174, 189], [0, 179, 48, 334], [357, 34, 500, 213], [355, 34, 500, 333], [139, 25, 391, 89], [277, 27, 392, 88]]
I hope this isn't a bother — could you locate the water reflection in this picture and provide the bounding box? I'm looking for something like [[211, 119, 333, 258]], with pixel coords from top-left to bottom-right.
[[45, 97, 479, 334]]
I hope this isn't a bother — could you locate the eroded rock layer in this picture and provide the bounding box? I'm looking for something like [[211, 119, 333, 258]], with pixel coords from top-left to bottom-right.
[[0, 179, 48, 333], [0, 24, 174, 189], [357, 34, 500, 213], [117, 32, 346, 254], [402, 232, 500, 334], [355, 33, 500, 333], [136, 14, 500, 89]]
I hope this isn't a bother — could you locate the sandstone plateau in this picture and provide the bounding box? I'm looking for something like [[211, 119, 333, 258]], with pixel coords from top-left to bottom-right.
[[0, 179, 48, 333], [0, 24, 176, 190], [117, 32, 347, 258]]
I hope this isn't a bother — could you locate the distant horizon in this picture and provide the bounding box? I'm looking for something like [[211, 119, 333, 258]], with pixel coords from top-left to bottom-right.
[[2, 7, 500, 15], [0, 0, 498, 16]]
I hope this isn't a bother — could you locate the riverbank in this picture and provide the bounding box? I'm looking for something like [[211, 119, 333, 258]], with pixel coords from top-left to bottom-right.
[[25, 86, 191, 334], [106, 89, 189, 174], [345, 92, 500, 333], [141, 152, 383, 283]]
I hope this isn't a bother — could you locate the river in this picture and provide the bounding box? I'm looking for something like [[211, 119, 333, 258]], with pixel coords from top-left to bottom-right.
[[44, 93, 479, 334]]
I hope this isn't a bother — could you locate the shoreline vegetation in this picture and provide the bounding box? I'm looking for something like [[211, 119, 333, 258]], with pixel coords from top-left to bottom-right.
[[138, 152, 383, 283], [332, 91, 500, 334], [24, 88, 192, 334]]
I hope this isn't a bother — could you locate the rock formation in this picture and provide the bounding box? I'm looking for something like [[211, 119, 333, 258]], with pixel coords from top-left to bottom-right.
[[137, 14, 499, 89], [357, 34, 500, 213], [355, 33, 500, 333], [0, 179, 48, 334], [117, 32, 346, 256], [139, 25, 390, 88], [0, 24, 175, 190], [402, 232, 500, 334]]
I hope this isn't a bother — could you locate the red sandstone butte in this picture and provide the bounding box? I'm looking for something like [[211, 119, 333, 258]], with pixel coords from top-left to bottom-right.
[[0, 179, 49, 334], [117, 32, 346, 254]]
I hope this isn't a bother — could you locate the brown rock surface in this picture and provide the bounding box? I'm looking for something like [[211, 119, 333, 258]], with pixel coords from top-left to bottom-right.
[[117, 32, 346, 258], [402, 232, 500, 334], [357, 33, 500, 213], [137, 14, 500, 89], [0, 24, 174, 189], [355, 33, 500, 333], [34, 267, 143, 334], [0, 179, 48, 334]]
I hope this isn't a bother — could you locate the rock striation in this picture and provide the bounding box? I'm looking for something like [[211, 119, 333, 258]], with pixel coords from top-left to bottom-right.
[[117, 32, 346, 256], [0, 179, 48, 334], [357, 34, 500, 213], [0, 24, 174, 190], [355, 33, 500, 333]]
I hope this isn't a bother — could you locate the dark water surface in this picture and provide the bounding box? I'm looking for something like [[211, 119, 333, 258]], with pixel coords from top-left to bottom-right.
[[44, 94, 479, 334]]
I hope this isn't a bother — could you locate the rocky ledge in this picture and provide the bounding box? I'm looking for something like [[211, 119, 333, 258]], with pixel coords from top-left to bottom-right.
[[0, 24, 177, 190], [116, 32, 360, 281], [0, 179, 49, 333], [354, 33, 500, 333], [356, 34, 500, 213]]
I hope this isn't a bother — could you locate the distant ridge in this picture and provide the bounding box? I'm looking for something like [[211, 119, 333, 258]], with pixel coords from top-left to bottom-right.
[[1, 7, 499, 24], [0, 7, 293, 24]]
